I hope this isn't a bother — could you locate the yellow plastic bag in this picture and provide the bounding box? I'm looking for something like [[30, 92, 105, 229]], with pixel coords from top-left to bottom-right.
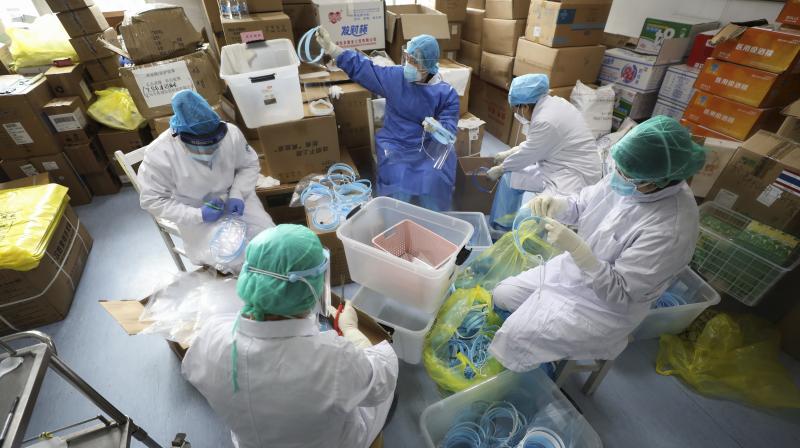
[[88, 88, 146, 131], [7, 14, 78, 68], [657, 313, 800, 409], [0, 184, 69, 271]]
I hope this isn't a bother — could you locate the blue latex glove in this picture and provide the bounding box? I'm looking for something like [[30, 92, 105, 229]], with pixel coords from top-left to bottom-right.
[[201, 198, 224, 222], [225, 198, 245, 216]]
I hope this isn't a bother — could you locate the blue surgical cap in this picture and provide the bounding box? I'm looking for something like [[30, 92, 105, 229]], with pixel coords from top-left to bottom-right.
[[407, 34, 440, 74], [170, 90, 221, 136], [508, 74, 550, 106]]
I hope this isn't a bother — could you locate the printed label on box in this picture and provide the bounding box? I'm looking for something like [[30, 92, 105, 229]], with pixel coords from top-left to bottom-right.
[[42, 161, 60, 171], [80, 80, 92, 102], [3, 122, 34, 145], [533, 26, 541, 37], [757, 184, 783, 207], [133, 61, 195, 108], [49, 109, 88, 132], [19, 164, 39, 177], [469, 128, 479, 140], [714, 188, 738, 209], [240, 30, 264, 43]]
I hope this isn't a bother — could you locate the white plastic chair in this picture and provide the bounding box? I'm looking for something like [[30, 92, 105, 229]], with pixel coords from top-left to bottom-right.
[[114, 148, 188, 272]]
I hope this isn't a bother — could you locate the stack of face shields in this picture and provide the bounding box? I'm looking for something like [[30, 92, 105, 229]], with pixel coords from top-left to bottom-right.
[[209, 216, 248, 268], [0, 184, 69, 271], [295, 163, 372, 231], [421, 117, 456, 170]]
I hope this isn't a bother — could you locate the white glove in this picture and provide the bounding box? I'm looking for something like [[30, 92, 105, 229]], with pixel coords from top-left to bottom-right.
[[543, 218, 600, 272], [328, 302, 372, 348], [486, 165, 504, 182], [316, 27, 343, 58], [529, 196, 568, 219], [423, 117, 439, 133], [494, 146, 520, 164]]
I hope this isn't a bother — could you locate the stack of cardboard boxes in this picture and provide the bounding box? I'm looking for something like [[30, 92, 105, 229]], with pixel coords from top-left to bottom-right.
[[218, 1, 290, 46], [420, 0, 469, 60], [778, 0, 800, 30], [652, 64, 700, 121], [459, 7, 484, 75]]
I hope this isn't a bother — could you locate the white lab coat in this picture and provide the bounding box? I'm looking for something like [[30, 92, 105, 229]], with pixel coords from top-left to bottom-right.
[[182, 314, 398, 448], [138, 123, 274, 269], [489, 177, 699, 371], [502, 95, 601, 195]]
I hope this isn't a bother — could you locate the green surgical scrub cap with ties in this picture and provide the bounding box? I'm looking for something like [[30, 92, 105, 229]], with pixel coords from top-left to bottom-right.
[[611, 115, 707, 187]]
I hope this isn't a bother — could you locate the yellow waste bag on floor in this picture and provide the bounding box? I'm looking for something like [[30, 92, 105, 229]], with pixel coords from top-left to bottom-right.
[[88, 88, 146, 131], [657, 313, 800, 409], [0, 184, 69, 271], [7, 14, 78, 68]]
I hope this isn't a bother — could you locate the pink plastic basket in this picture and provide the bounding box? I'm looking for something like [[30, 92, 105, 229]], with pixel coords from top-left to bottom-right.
[[372, 219, 459, 269]]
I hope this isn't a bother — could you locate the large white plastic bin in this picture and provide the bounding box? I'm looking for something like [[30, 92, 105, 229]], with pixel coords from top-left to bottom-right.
[[420, 369, 603, 448], [219, 39, 302, 127], [633, 267, 720, 340], [337, 197, 473, 314], [351, 286, 435, 364]]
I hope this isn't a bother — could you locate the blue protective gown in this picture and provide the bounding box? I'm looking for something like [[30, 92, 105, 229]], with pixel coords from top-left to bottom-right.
[[336, 50, 460, 211]]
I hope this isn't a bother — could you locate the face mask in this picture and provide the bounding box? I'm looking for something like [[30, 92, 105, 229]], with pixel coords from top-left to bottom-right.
[[185, 142, 220, 163], [610, 170, 639, 196], [403, 63, 422, 82]]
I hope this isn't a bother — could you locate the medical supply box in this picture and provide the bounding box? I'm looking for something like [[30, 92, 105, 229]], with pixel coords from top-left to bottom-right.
[[694, 58, 800, 108], [636, 16, 719, 58], [313, 0, 385, 52], [711, 26, 800, 74], [524, 0, 613, 48], [0, 75, 61, 160], [658, 64, 699, 107], [683, 91, 782, 141]]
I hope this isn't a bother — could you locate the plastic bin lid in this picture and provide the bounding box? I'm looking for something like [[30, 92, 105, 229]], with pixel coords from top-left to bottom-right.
[[220, 39, 299, 78]]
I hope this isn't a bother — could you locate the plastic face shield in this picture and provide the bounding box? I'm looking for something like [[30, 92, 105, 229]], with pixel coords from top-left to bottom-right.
[[209, 216, 248, 265], [513, 106, 531, 146], [420, 117, 456, 170]]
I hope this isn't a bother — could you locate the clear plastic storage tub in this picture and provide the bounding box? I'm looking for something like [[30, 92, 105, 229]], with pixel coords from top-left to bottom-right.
[[633, 267, 720, 340], [219, 39, 302, 127], [445, 211, 492, 253], [337, 197, 473, 314], [351, 286, 435, 364], [420, 369, 603, 448]]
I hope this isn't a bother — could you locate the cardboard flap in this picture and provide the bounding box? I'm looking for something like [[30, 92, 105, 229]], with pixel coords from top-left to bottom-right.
[[0, 173, 50, 191], [711, 23, 747, 45], [97, 35, 130, 59], [387, 5, 450, 40], [99, 299, 151, 335], [386, 9, 399, 44], [783, 99, 800, 119], [741, 131, 800, 169]]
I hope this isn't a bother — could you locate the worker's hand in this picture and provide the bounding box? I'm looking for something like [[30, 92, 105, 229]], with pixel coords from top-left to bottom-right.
[[423, 117, 439, 133], [331, 301, 358, 331], [494, 146, 520, 165], [225, 198, 245, 216], [486, 165, 504, 182], [316, 27, 343, 58], [201, 198, 224, 223], [543, 218, 600, 272], [529, 196, 568, 219]]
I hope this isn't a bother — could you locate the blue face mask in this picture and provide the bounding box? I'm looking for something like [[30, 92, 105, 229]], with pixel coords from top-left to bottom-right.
[[610, 170, 639, 196], [403, 63, 422, 82], [185, 142, 220, 163]]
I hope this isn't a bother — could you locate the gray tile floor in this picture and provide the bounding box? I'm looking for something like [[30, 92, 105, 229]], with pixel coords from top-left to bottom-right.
[[14, 134, 800, 447]]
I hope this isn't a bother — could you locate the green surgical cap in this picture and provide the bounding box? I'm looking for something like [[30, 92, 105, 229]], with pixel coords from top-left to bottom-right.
[[611, 116, 707, 187], [236, 224, 325, 318]]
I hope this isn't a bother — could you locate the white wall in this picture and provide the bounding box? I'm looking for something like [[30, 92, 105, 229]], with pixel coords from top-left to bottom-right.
[[605, 0, 785, 36]]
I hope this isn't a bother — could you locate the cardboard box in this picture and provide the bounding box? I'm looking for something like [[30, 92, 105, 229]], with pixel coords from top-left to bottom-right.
[[63, 138, 108, 175], [658, 64, 699, 107], [83, 166, 122, 195], [46, 0, 94, 13], [711, 26, 800, 74], [89, 78, 124, 92], [246, 0, 283, 13], [485, 0, 530, 20], [468, 0, 486, 8], [256, 114, 341, 183], [458, 39, 482, 74], [440, 58, 473, 116], [119, 4, 203, 64], [513, 39, 604, 87], [70, 28, 120, 62], [463, 8, 484, 44], [480, 51, 514, 89], [687, 30, 717, 69], [602, 82, 658, 122], [478, 78, 514, 142], [0, 204, 92, 332], [202, 0, 223, 33], [599, 47, 671, 93], [42, 96, 94, 146], [83, 57, 119, 82], [313, 0, 384, 51], [120, 45, 223, 120], [44, 64, 93, 104], [222, 12, 293, 45], [778, 0, 800, 28], [636, 16, 719, 58], [0, 75, 61, 160], [680, 118, 742, 142], [694, 59, 800, 108], [386, 5, 451, 64], [57, 5, 109, 38], [419, 0, 469, 22], [602, 32, 639, 50], [684, 91, 782, 141], [332, 83, 372, 148], [454, 156, 496, 213], [525, 0, 612, 48], [256, 182, 306, 225], [455, 112, 485, 157], [652, 97, 685, 121], [707, 131, 800, 235], [1, 153, 92, 206], [284, 2, 317, 43], [688, 136, 739, 198], [778, 99, 800, 142], [97, 126, 152, 155], [441, 22, 463, 52], [482, 18, 525, 56]]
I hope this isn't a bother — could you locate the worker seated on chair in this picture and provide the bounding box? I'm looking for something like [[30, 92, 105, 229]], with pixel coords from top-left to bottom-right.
[[137, 90, 274, 273], [182, 225, 398, 448], [486, 74, 602, 232], [488, 116, 705, 371]]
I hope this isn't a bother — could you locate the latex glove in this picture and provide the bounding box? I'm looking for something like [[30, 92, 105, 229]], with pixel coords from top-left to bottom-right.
[[494, 146, 520, 165], [543, 218, 600, 272], [530, 195, 568, 219], [225, 197, 245, 216], [201, 198, 224, 223], [316, 27, 343, 58], [328, 302, 371, 348], [486, 165, 504, 182], [423, 117, 439, 133]]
